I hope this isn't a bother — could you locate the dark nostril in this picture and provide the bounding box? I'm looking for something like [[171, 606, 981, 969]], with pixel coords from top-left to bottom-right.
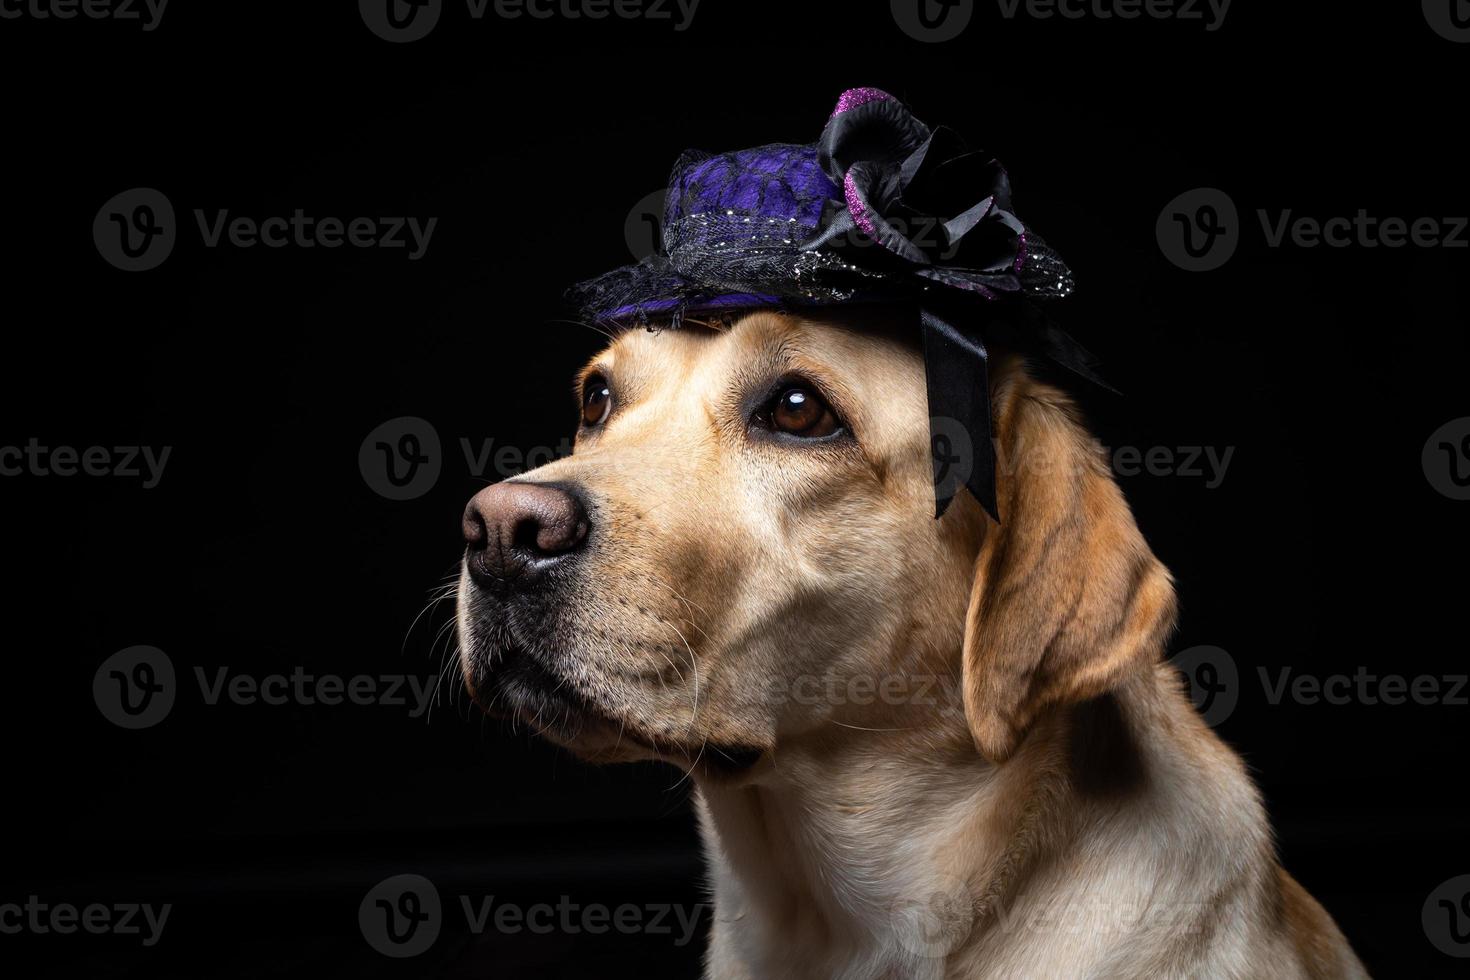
[[510, 515, 539, 554], [462, 504, 488, 549], [462, 481, 590, 583]]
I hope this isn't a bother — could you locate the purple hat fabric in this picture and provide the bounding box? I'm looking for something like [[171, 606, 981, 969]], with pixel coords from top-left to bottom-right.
[[570, 87, 1074, 327]]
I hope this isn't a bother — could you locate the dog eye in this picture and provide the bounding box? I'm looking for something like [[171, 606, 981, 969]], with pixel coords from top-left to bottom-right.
[[762, 384, 841, 439], [582, 376, 612, 426]]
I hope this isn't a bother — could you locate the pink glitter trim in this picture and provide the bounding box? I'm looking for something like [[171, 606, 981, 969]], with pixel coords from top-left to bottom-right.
[[843, 171, 878, 239], [830, 87, 894, 119], [1014, 230, 1028, 274]]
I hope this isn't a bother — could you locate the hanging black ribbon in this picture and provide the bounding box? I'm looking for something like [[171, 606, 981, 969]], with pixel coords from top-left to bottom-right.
[[918, 301, 1115, 523], [921, 306, 996, 520]]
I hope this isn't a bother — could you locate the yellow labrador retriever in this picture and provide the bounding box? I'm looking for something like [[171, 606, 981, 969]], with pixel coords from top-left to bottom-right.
[[455, 308, 1368, 979]]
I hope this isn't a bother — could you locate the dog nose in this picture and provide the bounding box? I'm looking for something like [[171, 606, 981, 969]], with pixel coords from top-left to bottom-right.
[[462, 482, 589, 583]]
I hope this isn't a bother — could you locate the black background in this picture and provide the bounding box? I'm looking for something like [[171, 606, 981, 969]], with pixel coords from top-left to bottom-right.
[[1, 1, 1466, 976]]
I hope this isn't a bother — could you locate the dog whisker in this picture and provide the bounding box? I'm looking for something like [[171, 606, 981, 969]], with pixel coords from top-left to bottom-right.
[[650, 584, 714, 646], [546, 316, 617, 342], [667, 737, 707, 793], [402, 569, 462, 655], [660, 618, 701, 731], [830, 720, 913, 733]]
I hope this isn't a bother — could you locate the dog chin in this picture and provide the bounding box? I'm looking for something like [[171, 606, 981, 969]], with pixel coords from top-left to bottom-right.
[[462, 640, 767, 777], [463, 644, 625, 756]]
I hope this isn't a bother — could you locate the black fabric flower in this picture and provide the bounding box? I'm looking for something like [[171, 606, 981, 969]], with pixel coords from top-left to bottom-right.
[[808, 89, 1062, 300]]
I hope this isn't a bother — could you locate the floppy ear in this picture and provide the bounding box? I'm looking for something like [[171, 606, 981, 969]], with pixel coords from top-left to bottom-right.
[[961, 362, 1178, 764]]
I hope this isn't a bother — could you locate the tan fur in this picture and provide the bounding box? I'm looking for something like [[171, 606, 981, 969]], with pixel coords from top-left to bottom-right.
[[457, 310, 1369, 978], [962, 355, 1180, 763]]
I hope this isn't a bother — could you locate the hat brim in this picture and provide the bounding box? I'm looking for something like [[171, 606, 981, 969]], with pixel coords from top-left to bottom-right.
[[569, 253, 786, 326]]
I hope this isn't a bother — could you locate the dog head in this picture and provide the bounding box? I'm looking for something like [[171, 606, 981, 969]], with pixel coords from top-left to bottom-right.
[[455, 309, 1176, 774]]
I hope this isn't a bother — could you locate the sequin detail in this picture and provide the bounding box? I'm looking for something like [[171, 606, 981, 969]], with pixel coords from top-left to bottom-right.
[[830, 87, 893, 119], [844, 171, 878, 239]]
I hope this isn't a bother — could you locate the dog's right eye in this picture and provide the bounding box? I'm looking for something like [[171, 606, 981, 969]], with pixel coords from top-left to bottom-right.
[[752, 379, 844, 441], [582, 376, 612, 426]]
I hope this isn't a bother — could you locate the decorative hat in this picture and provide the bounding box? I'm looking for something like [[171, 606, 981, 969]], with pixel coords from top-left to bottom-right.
[[569, 87, 1105, 521]]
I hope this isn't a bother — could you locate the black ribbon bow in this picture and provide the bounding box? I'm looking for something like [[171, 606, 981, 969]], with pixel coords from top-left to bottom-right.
[[808, 90, 1103, 522]]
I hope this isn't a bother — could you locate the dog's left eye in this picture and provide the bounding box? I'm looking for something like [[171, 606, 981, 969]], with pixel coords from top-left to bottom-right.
[[582, 376, 612, 426], [757, 383, 842, 439]]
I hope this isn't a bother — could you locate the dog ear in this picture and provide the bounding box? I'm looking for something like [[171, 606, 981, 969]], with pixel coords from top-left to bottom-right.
[[960, 365, 1178, 764]]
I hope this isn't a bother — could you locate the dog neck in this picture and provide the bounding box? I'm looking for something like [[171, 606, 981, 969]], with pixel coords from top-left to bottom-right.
[[692, 667, 1266, 978], [693, 688, 1024, 977]]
